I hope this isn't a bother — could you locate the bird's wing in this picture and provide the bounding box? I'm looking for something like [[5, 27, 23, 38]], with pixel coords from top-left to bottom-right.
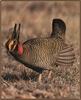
[[56, 44, 75, 66]]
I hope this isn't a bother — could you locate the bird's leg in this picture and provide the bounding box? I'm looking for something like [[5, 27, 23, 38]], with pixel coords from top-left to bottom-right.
[[48, 70, 52, 79], [38, 74, 42, 83]]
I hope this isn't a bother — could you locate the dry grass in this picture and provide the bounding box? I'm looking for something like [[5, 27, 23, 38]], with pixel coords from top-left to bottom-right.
[[0, 1, 80, 99]]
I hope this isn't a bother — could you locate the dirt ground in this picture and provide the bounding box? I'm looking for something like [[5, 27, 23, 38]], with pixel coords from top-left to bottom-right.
[[0, 1, 80, 99]]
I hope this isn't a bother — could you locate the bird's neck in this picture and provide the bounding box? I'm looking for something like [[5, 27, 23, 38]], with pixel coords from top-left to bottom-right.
[[17, 43, 23, 56], [12, 42, 23, 56]]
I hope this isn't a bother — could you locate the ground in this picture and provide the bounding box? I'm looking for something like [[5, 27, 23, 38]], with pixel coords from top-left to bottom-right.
[[0, 1, 80, 99]]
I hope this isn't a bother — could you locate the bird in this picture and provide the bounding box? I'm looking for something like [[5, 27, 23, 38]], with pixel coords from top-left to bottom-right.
[[5, 19, 75, 81]]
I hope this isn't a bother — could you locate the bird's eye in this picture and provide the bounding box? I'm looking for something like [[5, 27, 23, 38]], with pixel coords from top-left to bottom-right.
[[13, 40, 16, 43]]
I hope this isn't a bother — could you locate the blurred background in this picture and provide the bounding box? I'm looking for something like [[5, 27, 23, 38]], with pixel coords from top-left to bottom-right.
[[1, 1, 80, 99]]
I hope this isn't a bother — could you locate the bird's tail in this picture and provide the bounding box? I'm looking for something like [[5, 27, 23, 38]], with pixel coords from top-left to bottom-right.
[[56, 44, 76, 66]]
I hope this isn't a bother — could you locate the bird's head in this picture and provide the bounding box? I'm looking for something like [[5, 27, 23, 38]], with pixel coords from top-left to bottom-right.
[[5, 24, 21, 52], [51, 18, 66, 40]]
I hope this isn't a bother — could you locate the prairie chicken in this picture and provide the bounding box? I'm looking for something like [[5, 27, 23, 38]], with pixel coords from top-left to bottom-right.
[[5, 19, 75, 81]]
